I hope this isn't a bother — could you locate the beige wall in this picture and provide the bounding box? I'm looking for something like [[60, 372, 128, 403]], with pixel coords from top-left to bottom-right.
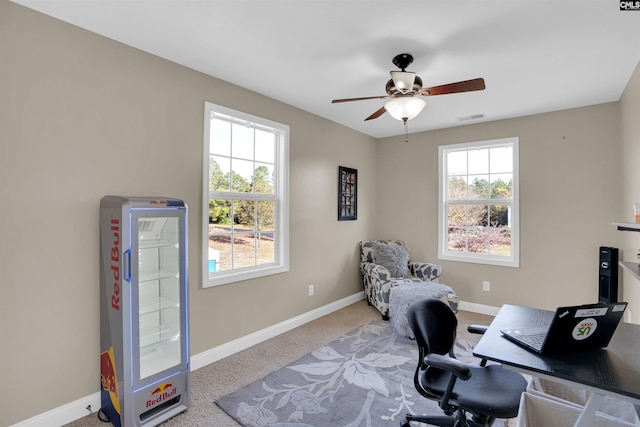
[[620, 61, 640, 322], [0, 2, 376, 425], [1, 1, 639, 425], [375, 103, 625, 312]]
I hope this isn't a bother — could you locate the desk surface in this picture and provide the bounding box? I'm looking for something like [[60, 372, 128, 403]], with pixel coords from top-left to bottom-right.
[[473, 304, 640, 402]]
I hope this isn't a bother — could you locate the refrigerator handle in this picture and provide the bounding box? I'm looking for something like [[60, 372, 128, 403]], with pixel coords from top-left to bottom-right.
[[123, 249, 131, 282]]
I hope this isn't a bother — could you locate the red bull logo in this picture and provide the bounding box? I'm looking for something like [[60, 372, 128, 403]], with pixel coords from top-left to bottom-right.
[[147, 383, 177, 408], [100, 347, 120, 414], [109, 218, 120, 311], [149, 200, 168, 206]]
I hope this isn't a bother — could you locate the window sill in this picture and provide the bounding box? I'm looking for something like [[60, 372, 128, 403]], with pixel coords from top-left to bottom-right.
[[439, 253, 519, 268], [203, 264, 289, 288]]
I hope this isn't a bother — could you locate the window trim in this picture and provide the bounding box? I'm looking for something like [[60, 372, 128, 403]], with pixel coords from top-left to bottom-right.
[[437, 137, 519, 268], [202, 102, 289, 287]]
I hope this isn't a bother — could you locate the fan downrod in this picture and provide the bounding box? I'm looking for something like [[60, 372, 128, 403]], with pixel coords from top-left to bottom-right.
[[392, 53, 414, 71]]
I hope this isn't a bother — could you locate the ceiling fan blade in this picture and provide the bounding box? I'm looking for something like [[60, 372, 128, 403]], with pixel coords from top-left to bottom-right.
[[422, 78, 486, 96], [332, 95, 390, 103], [364, 106, 387, 121]]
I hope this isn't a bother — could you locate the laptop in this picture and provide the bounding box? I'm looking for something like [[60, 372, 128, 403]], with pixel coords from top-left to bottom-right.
[[501, 302, 628, 355]]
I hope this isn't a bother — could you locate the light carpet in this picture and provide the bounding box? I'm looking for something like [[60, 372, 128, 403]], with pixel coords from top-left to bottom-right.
[[65, 301, 507, 427], [216, 317, 512, 427]]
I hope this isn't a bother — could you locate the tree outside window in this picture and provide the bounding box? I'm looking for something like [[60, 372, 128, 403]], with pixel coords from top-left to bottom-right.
[[203, 103, 289, 287], [438, 138, 519, 267]]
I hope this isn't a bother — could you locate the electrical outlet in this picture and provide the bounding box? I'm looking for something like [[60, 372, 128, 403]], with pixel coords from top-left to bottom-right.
[[483, 281, 490, 292], [308, 284, 314, 296]]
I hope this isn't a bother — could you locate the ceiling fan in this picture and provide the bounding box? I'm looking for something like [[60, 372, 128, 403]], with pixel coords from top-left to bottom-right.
[[331, 53, 486, 123]]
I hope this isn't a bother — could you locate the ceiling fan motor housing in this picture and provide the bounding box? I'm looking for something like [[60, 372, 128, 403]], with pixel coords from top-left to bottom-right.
[[392, 53, 414, 71], [386, 75, 423, 96]]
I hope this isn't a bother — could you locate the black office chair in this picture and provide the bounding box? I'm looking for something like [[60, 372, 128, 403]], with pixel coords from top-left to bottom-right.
[[401, 298, 527, 427]]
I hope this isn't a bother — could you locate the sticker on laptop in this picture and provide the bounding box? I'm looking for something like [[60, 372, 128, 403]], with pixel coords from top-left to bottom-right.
[[575, 307, 608, 317], [572, 318, 597, 340]]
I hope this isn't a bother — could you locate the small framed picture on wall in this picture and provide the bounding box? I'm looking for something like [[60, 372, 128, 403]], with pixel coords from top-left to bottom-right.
[[338, 166, 357, 221]]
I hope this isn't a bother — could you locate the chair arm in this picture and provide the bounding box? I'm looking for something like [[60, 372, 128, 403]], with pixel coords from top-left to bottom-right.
[[466, 325, 490, 366], [424, 353, 472, 381], [409, 261, 443, 282], [425, 353, 473, 412], [467, 324, 489, 335], [360, 262, 391, 280]]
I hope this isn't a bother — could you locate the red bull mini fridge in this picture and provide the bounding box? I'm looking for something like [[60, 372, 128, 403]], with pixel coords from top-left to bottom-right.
[[100, 196, 189, 427]]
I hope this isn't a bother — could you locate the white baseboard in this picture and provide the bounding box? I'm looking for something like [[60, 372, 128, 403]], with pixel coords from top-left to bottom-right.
[[459, 300, 501, 316], [11, 294, 499, 427], [10, 292, 366, 427], [9, 392, 102, 427], [190, 291, 366, 370], [189, 296, 500, 371]]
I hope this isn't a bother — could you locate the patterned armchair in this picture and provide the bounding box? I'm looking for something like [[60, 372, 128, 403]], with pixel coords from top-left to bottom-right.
[[360, 240, 443, 319]]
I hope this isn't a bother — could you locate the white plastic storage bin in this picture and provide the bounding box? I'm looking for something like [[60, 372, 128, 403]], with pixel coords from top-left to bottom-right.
[[517, 392, 637, 427], [527, 378, 639, 425]]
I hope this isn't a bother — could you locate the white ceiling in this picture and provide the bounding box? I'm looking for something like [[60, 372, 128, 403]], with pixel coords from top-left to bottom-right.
[[11, 0, 640, 138]]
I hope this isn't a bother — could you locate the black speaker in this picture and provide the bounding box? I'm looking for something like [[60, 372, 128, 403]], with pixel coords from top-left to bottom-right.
[[598, 246, 619, 304]]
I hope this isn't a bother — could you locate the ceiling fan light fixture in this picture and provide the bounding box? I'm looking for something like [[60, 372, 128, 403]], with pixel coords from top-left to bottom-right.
[[385, 96, 426, 121], [390, 71, 416, 92]]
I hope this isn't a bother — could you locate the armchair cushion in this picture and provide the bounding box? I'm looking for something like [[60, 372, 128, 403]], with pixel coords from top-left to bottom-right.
[[371, 242, 409, 278], [360, 240, 447, 319], [409, 261, 443, 281]]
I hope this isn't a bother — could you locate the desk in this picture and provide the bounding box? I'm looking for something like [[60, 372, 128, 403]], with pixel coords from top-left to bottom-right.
[[473, 304, 640, 427]]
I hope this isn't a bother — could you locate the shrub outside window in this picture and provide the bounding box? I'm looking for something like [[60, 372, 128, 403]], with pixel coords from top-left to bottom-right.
[[203, 102, 289, 287], [438, 137, 519, 267]]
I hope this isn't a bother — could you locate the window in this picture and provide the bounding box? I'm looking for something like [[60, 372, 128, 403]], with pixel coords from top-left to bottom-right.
[[203, 102, 289, 287], [438, 137, 519, 267]]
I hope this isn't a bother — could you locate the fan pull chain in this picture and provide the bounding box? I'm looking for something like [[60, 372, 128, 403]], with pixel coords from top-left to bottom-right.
[[403, 118, 409, 143]]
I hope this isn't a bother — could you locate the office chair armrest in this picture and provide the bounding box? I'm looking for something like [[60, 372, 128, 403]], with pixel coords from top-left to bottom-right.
[[465, 325, 490, 366], [424, 353, 472, 381], [467, 324, 488, 335]]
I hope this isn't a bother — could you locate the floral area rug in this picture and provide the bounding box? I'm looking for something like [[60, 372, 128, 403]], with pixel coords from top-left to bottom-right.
[[216, 319, 510, 427]]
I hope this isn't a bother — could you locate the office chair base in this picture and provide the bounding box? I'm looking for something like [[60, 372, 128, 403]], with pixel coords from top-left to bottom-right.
[[400, 411, 496, 427]]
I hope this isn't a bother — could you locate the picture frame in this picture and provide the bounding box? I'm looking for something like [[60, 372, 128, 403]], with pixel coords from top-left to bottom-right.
[[338, 166, 357, 221]]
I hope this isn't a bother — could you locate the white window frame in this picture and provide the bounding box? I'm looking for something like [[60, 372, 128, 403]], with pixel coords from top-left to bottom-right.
[[202, 102, 289, 287], [438, 137, 519, 268]]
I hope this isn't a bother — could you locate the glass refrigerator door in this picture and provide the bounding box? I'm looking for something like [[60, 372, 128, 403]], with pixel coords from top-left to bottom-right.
[[131, 210, 187, 388]]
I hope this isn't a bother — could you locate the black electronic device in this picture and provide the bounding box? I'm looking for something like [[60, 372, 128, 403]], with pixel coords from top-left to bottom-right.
[[501, 302, 628, 355], [598, 246, 619, 304]]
